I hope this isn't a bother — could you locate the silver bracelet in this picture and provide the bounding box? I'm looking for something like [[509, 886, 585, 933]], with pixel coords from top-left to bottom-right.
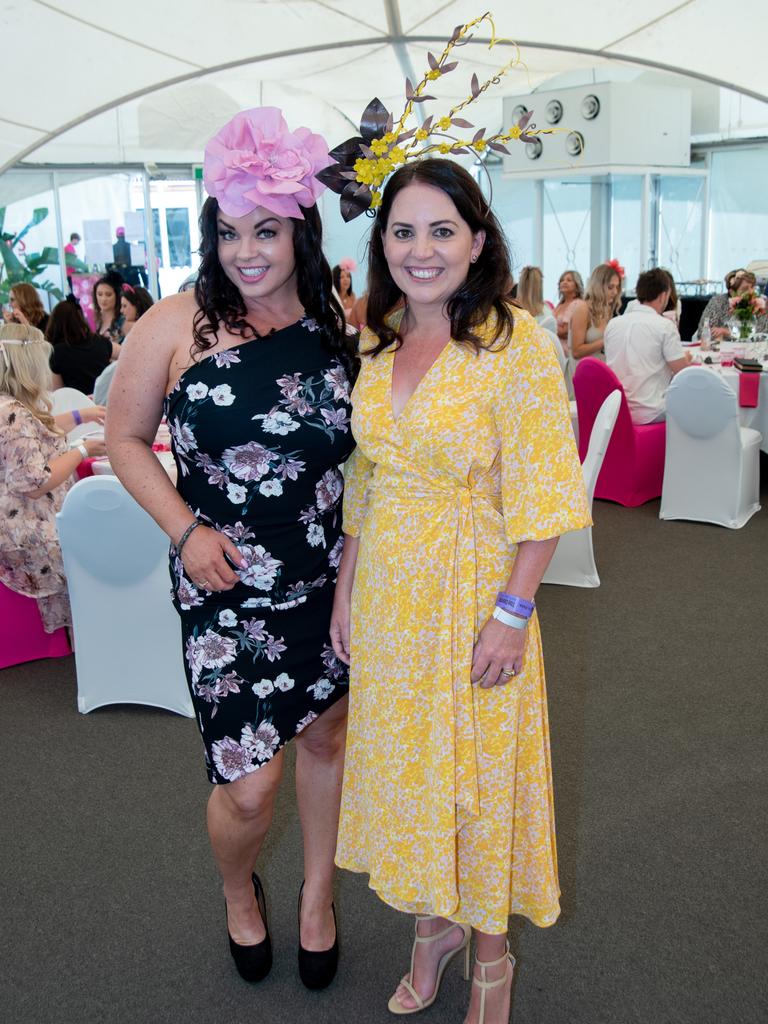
[[175, 519, 201, 557]]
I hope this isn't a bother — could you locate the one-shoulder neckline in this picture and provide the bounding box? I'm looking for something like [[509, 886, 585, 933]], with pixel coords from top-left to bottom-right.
[[165, 317, 305, 399]]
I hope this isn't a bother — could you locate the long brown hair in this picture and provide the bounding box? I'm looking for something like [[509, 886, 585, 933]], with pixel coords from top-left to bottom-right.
[[10, 283, 46, 327], [365, 159, 515, 356], [585, 264, 621, 327]]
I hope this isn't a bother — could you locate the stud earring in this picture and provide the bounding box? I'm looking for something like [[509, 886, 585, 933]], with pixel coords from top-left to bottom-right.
[[471, 254, 478, 263]]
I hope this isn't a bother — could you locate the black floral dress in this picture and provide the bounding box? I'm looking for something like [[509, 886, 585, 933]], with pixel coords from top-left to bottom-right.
[[164, 317, 354, 784]]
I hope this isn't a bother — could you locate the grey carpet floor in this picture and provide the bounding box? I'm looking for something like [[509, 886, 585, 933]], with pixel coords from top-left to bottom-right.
[[2, 492, 767, 1024]]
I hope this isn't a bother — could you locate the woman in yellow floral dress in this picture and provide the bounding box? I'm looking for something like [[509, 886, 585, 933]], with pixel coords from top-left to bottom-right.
[[330, 159, 591, 1024]]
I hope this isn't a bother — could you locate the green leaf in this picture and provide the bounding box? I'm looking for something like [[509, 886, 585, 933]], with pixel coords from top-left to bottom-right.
[[12, 207, 48, 247], [0, 207, 5, 235]]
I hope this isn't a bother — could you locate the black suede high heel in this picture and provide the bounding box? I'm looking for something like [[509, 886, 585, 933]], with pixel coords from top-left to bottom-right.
[[227, 873, 273, 983], [297, 881, 339, 990]]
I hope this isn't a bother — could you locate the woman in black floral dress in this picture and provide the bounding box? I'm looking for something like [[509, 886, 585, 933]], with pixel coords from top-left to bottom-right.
[[106, 107, 356, 990]]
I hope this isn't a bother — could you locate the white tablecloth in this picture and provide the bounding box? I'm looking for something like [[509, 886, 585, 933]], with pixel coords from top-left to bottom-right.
[[720, 368, 768, 454]]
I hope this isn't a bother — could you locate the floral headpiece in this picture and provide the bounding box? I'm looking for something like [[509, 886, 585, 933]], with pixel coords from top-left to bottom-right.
[[316, 12, 551, 221], [604, 258, 625, 279], [338, 257, 357, 272], [0, 330, 45, 369], [204, 107, 334, 220]]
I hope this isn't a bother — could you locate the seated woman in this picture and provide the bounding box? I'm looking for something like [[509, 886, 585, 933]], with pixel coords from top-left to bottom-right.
[[697, 269, 768, 340], [93, 286, 155, 403], [332, 261, 356, 319], [568, 263, 621, 364], [93, 272, 125, 344], [553, 269, 584, 351], [7, 283, 50, 334], [121, 285, 154, 336], [47, 298, 115, 394], [0, 324, 106, 632], [517, 266, 567, 374]]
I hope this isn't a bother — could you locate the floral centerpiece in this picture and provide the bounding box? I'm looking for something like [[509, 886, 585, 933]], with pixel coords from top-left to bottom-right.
[[728, 289, 766, 340]]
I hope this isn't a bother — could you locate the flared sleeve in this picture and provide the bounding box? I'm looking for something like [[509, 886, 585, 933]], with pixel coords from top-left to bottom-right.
[[495, 320, 591, 544], [342, 445, 375, 537]]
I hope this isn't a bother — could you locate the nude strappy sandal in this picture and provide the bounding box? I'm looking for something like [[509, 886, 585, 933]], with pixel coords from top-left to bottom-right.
[[471, 941, 516, 1024], [387, 915, 471, 1015]]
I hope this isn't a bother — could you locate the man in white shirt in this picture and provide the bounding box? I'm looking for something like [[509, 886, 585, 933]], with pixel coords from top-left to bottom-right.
[[604, 268, 692, 424]]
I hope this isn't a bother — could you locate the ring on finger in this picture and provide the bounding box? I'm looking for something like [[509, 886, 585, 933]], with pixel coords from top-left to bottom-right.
[[500, 667, 516, 678], [199, 579, 210, 590]]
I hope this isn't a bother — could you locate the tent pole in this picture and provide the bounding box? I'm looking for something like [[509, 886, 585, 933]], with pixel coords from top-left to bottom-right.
[[142, 170, 159, 299], [52, 171, 68, 298]]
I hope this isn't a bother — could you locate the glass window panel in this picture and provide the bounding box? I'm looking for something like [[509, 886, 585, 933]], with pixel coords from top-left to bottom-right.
[[485, 168, 536, 281], [610, 175, 642, 289], [708, 147, 768, 286], [542, 180, 592, 305], [166, 208, 191, 268], [657, 175, 704, 283]]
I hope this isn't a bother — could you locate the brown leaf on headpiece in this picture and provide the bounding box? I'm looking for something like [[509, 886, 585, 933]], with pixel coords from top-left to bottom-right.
[[398, 129, 417, 143], [316, 164, 355, 195], [518, 111, 534, 130], [360, 98, 390, 142], [451, 147, 469, 154], [488, 142, 511, 155], [411, 94, 435, 103], [386, 113, 394, 134], [360, 144, 375, 159], [427, 51, 438, 70], [340, 181, 372, 222], [519, 134, 539, 143], [471, 74, 480, 98], [449, 24, 462, 43], [405, 78, 415, 100], [441, 61, 458, 73], [329, 137, 365, 163], [422, 116, 434, 131], [473, 128, 486, 142], [451, 118, 474, 129]]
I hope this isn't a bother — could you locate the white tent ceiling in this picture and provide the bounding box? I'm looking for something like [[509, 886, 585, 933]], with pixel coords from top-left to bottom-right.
[[3, 0, 767, 172]]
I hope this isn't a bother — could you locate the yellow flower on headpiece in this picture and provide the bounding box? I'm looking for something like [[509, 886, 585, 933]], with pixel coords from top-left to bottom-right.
[[389, 147, 407, 166], [370, 138, 389, 156], [437, 116, 452, 131], [415, 128, 429, 141], [508, 125, 522, 140], [383, 132, 397, 145], [474, 138, 487, 152], [438, 143, 451, 154], [370, 190, 382, 209], [427, 69, 441, 81]]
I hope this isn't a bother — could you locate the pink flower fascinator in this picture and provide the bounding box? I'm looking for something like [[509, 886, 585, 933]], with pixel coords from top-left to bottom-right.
[[338, 257, 357, 272], [203, 107, 333, 220]]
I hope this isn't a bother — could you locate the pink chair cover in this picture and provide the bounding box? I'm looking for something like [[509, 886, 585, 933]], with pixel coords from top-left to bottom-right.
[[573, 357, 666, 507], [0, 581, 71, 670]]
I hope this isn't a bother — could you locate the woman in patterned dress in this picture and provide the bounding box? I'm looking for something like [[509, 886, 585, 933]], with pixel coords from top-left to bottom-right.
[[0, 324, 106, 632], [106, 108, 356, 989], [330, 160, 591, 1023]]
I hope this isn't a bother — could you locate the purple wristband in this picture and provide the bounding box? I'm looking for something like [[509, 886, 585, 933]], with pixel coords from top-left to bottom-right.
[[72, 409, 82, 426], [495, 592, 535, 619]]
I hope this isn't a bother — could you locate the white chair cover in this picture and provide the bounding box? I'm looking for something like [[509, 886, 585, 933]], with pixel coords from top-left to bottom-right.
[[542, 390, 621, 587], [660, 367, 761, 528], [50, 387, 97, 444], [56, 475, 194, 716]]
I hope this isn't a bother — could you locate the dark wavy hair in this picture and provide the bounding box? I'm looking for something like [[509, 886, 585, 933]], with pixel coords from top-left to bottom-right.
[[122, 285, 154, 319], [193, 197, 357, 381], [92, 272, 123, 334], [365, 159, 515, 356], [332, 264, 354, 299]]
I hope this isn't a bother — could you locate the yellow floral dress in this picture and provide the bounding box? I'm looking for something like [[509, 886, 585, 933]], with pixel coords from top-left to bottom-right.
[[336, 309, 591, 934]]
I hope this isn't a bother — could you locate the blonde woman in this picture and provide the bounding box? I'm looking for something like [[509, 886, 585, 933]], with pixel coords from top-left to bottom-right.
[[7, 282, 49, 333], [553, 270, 584, 349], [568, 264, 621, 363], [0, 324, 105, 632], [517, 267, 567, 374]]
